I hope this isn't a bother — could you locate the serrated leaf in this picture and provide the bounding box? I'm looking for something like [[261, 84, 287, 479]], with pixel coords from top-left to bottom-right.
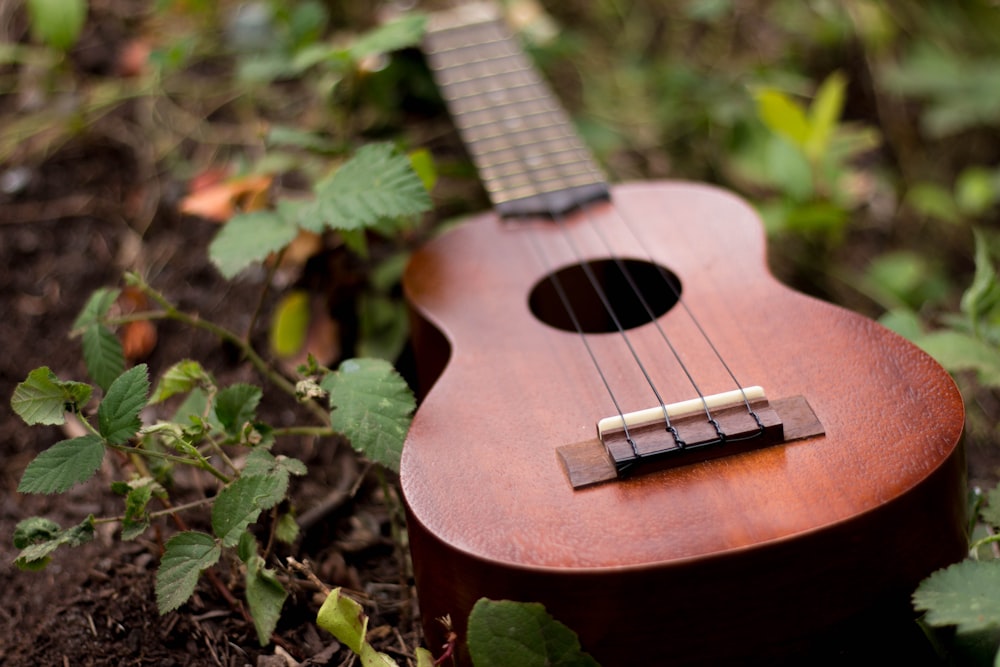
[[18, 435, 105, 494], [121, 482, 156, 541], [13, 516, 61, 548], [72, 287, 120, 332], [243, 449, 307, 478], [98, 365, 150, 445], [317, 588, 399, 666], [156, 532, 221, 614], [321, 359, 414, 473], [82, 325, 126, 392], [151, 360, 212, 404], [14, 515, 95, 567], [914, 561, 1000, 634], [209, 209, 299, 279], [348, 13, 426, 60], [299, 143, 431, 234], [214, 383, 262, 435], [11, 367, 91, 425], [467, 599, 599, 667], [245, 554, 288, 645], [211, 474, 287, 547]]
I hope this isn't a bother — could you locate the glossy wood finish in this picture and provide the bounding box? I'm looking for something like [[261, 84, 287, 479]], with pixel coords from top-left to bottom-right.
[[401, 184, 966, 664]]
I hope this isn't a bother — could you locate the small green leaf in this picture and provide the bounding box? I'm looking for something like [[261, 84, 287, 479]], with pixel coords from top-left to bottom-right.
[[914, 560, 1000, 634], [14, 516, 95, 569], [211, 474, 286, 547], [214, 384, 262, 435], [983, 485, 1000, 530], [961, 230, 1000, 329], [121, 480, 159, 541], [82, 325, 126, 392], [957, 167, 998, 216], [156, 531, 221, 614], [754, 89, 811, 150], [209, 209, 299, 279], [915, 330, 1000, 387], [299, 143, 431, 234], [805, 71, 847, 161], [27, 0, 87, 51], [245, 553, 288, 645], [151, 360, 212, 404], [321, 358, 415, 473], [905, 182, 961, 224], [317, 588, 400, 666], [274, 512, 299, 544], [467, 599, 599, 667], [18, 435, 105, 494], [98, 364, 150, 445], [72, 287, 120, 332], [408, 148, 437, 193], [270, 290, 310, 358], [11, 367, 91, 425]]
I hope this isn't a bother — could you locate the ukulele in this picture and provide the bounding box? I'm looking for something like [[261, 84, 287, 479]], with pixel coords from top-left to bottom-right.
[[400, 4, 966, 664]]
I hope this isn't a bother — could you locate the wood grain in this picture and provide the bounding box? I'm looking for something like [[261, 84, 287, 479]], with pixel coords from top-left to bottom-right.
[[401, 182, 966, 664]]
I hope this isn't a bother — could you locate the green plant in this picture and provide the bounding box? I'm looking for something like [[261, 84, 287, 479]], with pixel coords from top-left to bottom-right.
[[10, 141, 431, 645]]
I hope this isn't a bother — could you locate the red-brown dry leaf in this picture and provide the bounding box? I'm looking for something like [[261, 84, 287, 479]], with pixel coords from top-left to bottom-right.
[[179, 174, 273, 222], [116, 38, 152, 77], [122, 320, 158, 362]]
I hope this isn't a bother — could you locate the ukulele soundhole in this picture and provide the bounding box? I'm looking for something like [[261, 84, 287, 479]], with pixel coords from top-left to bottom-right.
[[529, 259, 681, 333]]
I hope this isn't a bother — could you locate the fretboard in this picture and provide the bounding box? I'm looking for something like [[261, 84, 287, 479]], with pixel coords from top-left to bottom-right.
[[424, 4, 609, 217]]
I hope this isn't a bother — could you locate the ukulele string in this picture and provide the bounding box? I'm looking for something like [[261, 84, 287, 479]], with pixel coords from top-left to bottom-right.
[[446, 21, 647, 455], [520, 225, 642, 455], [600, 202, 765, 432]]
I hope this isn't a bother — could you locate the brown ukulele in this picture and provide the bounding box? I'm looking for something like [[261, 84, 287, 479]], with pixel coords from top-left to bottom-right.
[[401, 4, 966, 664]]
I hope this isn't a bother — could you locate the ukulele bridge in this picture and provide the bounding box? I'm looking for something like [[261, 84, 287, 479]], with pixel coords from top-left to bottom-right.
[[557, 388, 825, 488]]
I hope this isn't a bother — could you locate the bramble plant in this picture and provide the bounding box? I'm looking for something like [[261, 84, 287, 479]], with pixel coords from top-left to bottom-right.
[[10, 141, 428, 645]]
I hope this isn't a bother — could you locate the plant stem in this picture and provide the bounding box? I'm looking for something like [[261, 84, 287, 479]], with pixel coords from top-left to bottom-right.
[[108, 443, 232, 484], [271, 426, 337, 438], [122, 276, 331, 425]]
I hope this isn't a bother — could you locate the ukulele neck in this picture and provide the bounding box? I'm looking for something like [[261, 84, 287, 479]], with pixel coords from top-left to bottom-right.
[[424, 3, 610, 218]]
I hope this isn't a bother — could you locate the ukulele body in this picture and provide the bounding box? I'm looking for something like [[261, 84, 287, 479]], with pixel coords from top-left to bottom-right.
[[401, 182, 966, 664]]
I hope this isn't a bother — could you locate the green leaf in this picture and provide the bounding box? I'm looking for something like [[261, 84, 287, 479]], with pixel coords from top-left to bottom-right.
[[27, 0, 87, 51], [82, 325, 126, 392], [905, 182, 961, 224], [467, 599, 600, 667], [245, 553, 288, 645], [270, 290, 310, 358], [321, 358, 415, 473], [754, 89, 811, 150], [957, 167, 998, 216], [408, 148, 437, 193], [962, 230, 1000, 329], [211, 474, 287, 547], [18, 435, 105, 494], [914, 560, 1000, 634], [209, 210, 299, 279], [299, 143, 431, 234], [348, 13, 426, 60], [14, 516, 95, 569], [121, 480, 159, 541], [214, 383, 262, 436], [11, 367, 91, 425], [243, 449, 307, 478], [982, 485, 1000, 530], [274, 512, 299, 544], [98, 364, 150, 445], [151, 360, 213, 404], [805, 71, 847, 162], [316, 588, 399, 666], [72, 287, 120, 332], [156, 531, 221, 614], [915, 330, 1000, 387]]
